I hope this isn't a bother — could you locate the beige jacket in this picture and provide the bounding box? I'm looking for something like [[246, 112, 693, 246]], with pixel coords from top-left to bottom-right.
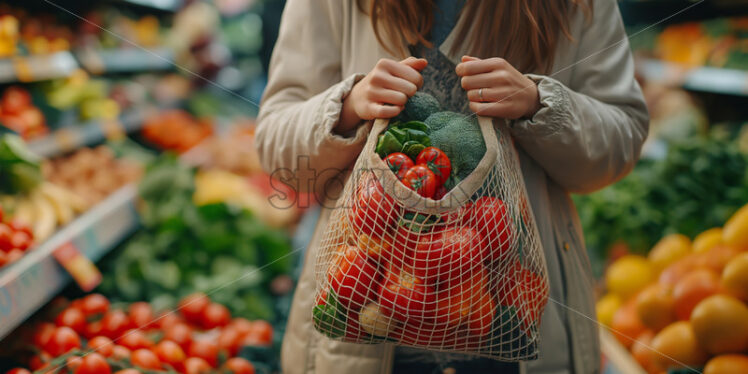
[[256, 1, 649, 373]]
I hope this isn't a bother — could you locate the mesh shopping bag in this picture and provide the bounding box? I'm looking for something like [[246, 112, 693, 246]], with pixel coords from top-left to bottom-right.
[[312, 116, 549, 361]]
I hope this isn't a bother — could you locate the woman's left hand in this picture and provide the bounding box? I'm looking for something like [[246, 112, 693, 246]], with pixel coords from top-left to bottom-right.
[[456, 56, 541, 119]]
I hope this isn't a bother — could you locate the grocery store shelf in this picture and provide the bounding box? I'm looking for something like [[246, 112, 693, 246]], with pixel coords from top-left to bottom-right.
[[26, 108, 154, 158], [120, 0, 183, 12], [637, 58, 748, 96], [77, 47, 175, 75], [600, 329, 646, 374], [0, 186, 138, 341], [0, 52, 79, 84]]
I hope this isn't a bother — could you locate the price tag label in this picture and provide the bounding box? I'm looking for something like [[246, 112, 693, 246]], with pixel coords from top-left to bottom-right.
[[53, 242, 102, 292]]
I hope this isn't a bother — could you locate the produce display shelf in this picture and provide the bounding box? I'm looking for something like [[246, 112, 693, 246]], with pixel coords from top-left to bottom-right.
[[26, 108, 152, 158], [0, 52, 79, 84], [77, 47, 175, 75], [120, 0, 183, 12], [637, 58, 748, 96], [0, 186, 139, 341], [600, 329, 646, 374]]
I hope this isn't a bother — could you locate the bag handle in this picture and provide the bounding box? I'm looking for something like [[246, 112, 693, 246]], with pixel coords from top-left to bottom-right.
[[364, 115, 500, 215]]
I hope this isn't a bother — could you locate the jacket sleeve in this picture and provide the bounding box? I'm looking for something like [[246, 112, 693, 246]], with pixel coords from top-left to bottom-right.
[[256, 0, 370, 195], [509, 0, 649, 194]]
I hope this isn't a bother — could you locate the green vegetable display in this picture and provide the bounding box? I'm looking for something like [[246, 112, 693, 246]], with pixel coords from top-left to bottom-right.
[[0, 134, 42, 194], [99, 156, 294, 321], [574, 128, 748, 276], [428, 112, 486, 181]]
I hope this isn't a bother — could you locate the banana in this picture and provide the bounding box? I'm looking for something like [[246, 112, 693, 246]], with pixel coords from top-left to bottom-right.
[[30, 189, 57, 242], [39, 183, 75, 225], [43, 182, 88, 214]]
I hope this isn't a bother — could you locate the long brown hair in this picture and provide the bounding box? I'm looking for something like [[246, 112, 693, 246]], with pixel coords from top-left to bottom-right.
[[359, 0, 592, 74]]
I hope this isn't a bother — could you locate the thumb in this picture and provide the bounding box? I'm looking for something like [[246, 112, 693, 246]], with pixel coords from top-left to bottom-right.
[[400, 57, 428, 71], [461, 55, 480, 62]]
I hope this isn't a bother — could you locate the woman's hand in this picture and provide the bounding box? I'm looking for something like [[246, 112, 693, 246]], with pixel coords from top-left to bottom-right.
[[456, 56, 541, 120], [338, 57, 427, 134]]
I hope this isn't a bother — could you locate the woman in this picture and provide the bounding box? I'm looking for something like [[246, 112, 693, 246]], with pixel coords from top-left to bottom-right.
[[256, 0, 648, 373]]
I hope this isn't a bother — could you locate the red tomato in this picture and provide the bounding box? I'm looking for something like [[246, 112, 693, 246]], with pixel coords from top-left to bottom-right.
[[8, 220, 32, 237], [178, 293, 210, 324], [433, 185, 447, 200], [415, 147, 451, 185], [378, 269, 437, 321], [87, 336, 114, 357], [350, 176, 397, 239], [201, 303, 231, 329], [66, 356, 83, 372], [32, 322, 56, 348], [45, 326, 81, 356], [435, 267, 490, 328], [328, 245, 381, 310], [467, 289, 497, 337], [412, 226, 484, 284], [496, 262, 548, 331], [153, 340, 186, 370], [74, 352, 110, 374], [0, 251, 7, 266], [128, 302, 154, 329], [113, 370, 140, 374], [6, 369, 32, 374], [100, 310, 131, 340], [230, 318, 253, 338], [156, 311, 184, 330], [0, 224, 12, 252], [83, 321, 103, 339], [119, 329, 153, 350], [223, 358, 255, 374], [217, 327, 241, 356], [55, 307, 86, 334], [183, 357, 211, 374], [5, 249, 22, 263], [130, 348, 161, 370], [188, 339, 219, 367], [111, 345, 131, 360], [1, 86, 32, 114], [164, 323, 192, 351], [470, 197, 514, 263], [79, 294, 110, 316], [29, 352, 51, 371], [384, 152, 414, 180], [401, 165, 438, 198], [10, 231, 31, 251], [248, 320, 273, 345]]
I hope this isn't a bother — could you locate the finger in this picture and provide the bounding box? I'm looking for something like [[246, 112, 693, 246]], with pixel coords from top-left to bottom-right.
[[461, 55, 480, 63], [456, 58, 506, 76], [381, 76, 418, 97], [384, 60, 424, 87], [400, 57, 428, 72], [368, 103, 403, 119], [461, 72, 504, 90], [466, 88, 503, 103], [368, 88, 409, 106]]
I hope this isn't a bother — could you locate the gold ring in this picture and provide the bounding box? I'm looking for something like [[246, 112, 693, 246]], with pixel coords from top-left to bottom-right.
[[479, 88, 484, 101]]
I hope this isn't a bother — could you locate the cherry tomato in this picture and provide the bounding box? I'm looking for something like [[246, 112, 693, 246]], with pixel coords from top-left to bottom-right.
[[201, 303, 231, 329], [183, 357, 211, 374], [163, 323, 192, 351], [128, 302, 154, 329], [83, 321, 103, 339], [349, 175, 397, 239], [217, 327, 241, 356], [6, 369, 32, 374], [74, 352, 110, 374], [415, 147, 451, 184], [230, 318, 253, 338], [1, 86, 32, 114], [384, 152, 414, 180], [45, 326, 81, 356], [87, 336, 114, 357], [130, 348, 161, 370], [100, 310, 131, 339], [188, 339, 219, 367], [32, 322, 56, 348], [178, 293, 210, 324], [55, 307, 86, 334], [8, 220, 32, 237], [412, 226, 484, 284], [29, 352, 51, 371], [378, 269, 437, 321], [152, 340, 186, 371], [10, 231, 31, 251], [113, 370, 140, 374], [119, 329, 153, 350], [247, 320, 273, 345], [470, 197, 514, 263], [111, 345, 131, 360], [223, 357, 255, 374], [156, 311, 184, 330], [327, 245, 381, 310], [80, 294, 110, 316], [401, 165, 438, 198], [66, 356, 83, 372], [0, 224, 12, 252]]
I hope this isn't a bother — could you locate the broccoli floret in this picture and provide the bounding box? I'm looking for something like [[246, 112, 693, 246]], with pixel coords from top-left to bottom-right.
[[424, 111, 464, 133], [394, 92, 441, 123], [430, 113, 486, 180]]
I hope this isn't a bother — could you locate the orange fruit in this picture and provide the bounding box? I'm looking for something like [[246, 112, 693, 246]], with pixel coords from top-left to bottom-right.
[[636, 284, 675, 331], [650, 321, 708, 369], [606, 255, 653, 300], [648, 234, 691, 274], [703, 354, 748, 374], [610, 299, 646, 348], [658, 254, 702, 286], [693, 228, 723, 254], [701, 245, 740, 273], [722, 252, 748, 302], [723, 204, 748, 250], [690, 294, 748, 355], [672, 268, 721, 320], [631, 330, 664, 374]]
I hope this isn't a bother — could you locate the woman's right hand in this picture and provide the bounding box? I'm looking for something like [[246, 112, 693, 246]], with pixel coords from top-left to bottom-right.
[[338, 57, 427, 133]]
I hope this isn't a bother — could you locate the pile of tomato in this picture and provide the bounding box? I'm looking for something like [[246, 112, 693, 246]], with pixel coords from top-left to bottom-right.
[[383, 147, 452, 199], [7, 293, 271, 374], [313, 168, 549, 350], [0, 207, 34, 268]]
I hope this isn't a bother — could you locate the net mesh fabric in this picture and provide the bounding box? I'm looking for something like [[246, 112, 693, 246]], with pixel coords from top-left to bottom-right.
[[313, 118, 549, 361]]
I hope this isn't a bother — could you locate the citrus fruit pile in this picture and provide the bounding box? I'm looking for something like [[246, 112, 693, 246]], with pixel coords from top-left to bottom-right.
[[597, 203, 748, 374]]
